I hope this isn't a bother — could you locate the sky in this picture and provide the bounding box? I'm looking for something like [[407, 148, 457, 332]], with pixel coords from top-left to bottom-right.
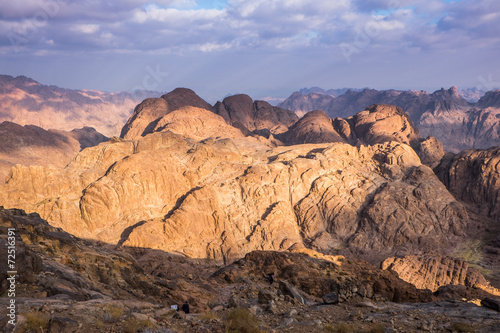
[[0, 0, 499, 102]]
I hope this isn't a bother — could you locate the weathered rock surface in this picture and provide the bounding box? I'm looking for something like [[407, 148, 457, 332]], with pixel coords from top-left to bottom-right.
[[280, 86, 500, 152], [0, 121, 108, 182], [0, 208, 172, 302], [279, 104, 421, 148], [0, 74, 155, 137], [352, 104, 420, 146], [279, 110, 345, 145], [381, 255, 490, 292], [436, 146, 500, 220], [415, 136, 446, 168], [1, 233, 498, 333], [214, 94, 298, 134], [212, 250, 434, 303], [0, 108, 471, 264], [120, 88, 214, 139]]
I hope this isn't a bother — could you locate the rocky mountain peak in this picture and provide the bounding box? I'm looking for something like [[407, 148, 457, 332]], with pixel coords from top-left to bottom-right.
[[431, 86, 467, 103], [161, 87, 213, 112], [214, 93, 298, 134]]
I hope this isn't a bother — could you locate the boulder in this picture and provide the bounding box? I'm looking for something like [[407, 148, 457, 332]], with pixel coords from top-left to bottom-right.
[[322, 292, 339, 304], [481, 297, 500, 312], [278, 280, 307, 305], [48, 317, 79, 333]]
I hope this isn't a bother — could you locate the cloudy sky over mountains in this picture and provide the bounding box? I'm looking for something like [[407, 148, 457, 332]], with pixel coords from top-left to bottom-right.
[[0, 0, 499, 101]]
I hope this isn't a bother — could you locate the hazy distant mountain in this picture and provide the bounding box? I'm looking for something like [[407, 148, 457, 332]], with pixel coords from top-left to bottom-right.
[[459, 87, 487, 103], [0, 75, 160, 137], [280, 86, 500, 152], [297, 87, 363, 97]]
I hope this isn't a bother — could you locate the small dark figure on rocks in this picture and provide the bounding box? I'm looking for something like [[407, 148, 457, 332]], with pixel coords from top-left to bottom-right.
[[182, 300, 190, 314], [267, 273, 274, 284]]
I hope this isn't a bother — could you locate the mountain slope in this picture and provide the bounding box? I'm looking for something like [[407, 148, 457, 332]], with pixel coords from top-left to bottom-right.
[[0, 75, 158, 137], [0, 121, 108, 182]]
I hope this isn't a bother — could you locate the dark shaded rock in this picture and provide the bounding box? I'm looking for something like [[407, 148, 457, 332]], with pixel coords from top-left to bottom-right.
[[481, 297, 500, 312], [214, 94, 298, 134], [49, 317, 79, 333], [322, 292, 339, 304]]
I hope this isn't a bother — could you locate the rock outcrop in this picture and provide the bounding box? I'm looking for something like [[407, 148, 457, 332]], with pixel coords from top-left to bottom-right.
[[381, 255, 490, 292], [212, 250, 434, 303], [352, 104, 420, 146], [414, 136, 446, 169], [279, 110, 345, 145], [0, 74, 156, 137], [0, 121, 108, 182], [0, 208, 169, 301], [280, 104, 421, 148], [214, 94, 298, 134], [436, 146, 500, 220], [120, 88, 214, 139]]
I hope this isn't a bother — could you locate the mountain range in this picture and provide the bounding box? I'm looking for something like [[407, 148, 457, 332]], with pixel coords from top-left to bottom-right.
[[279, 87, 500, 152], [0, 75, 159, 137], [1, 79, 500, 332]]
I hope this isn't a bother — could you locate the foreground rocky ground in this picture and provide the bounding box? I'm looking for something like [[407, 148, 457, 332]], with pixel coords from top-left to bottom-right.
[[1, 208, 499, 332]]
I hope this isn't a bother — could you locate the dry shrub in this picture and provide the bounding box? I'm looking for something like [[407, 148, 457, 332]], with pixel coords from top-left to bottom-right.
[[23, 311, 50, 331], [225, 307, 263, 333]]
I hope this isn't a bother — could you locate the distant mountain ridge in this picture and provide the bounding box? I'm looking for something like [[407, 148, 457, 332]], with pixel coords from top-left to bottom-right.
[[280, 86, 500, 152], [0, 74, 160, 137], [295, 86, 487, 102]]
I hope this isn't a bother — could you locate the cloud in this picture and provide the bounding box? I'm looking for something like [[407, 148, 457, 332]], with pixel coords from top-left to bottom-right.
[[1, 0, 499, 98], [70, 24, 99, 34]]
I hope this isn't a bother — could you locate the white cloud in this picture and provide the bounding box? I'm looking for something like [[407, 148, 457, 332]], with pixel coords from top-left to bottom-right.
[[132, 5, 224, 24], [70, 24, 99, 34]]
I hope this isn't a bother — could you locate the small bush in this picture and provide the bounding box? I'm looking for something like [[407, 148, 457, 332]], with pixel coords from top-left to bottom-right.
[[123, 317, 155, 333], [329, 323, 355, 333], [225, 307, 263, 333], [23, 311, 50, 331], [450, 322, 475, 333], [367, 324, 385, 333], [200, 311, 219, 321], [101, 304, 125, 323]]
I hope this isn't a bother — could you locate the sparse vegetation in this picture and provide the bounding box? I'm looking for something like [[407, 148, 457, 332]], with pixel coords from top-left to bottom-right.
[[323, 323, 385, 333], [450, 322, 475, 333], [123, 316, 156, 333], [101, 303, 125, 323], [200, 311, 219, 321], [225, 307, 263, 333], [23, 311, 50, 332]]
